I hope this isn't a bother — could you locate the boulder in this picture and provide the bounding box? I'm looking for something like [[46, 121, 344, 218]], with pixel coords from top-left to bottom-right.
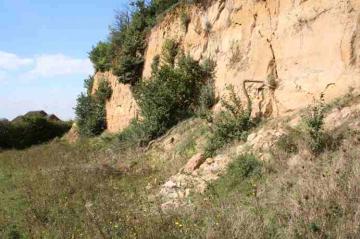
[[183, 153, 206, 173]]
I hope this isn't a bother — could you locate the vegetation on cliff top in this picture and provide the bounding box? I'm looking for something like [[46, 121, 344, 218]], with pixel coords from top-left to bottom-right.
[[89, 0, 181, 85]]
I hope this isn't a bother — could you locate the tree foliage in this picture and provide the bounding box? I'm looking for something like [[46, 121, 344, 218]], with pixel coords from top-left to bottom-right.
[[118, 41, 215, 144], [75, 78, 112, 137], [0, 116, 71, 150]]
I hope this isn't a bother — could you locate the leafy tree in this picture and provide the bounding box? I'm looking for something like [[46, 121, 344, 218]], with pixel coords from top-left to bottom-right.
[[89, 42, 111, 72]]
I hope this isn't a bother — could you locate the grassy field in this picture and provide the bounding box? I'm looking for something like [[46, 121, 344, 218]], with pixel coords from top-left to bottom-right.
[[1, 106, 360, 238]]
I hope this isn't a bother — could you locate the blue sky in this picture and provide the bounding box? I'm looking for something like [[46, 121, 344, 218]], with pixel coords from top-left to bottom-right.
[[0, 0, 128, 120]]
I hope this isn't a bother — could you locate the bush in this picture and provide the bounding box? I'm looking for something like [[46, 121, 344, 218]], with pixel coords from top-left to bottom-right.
[[75, 79, 112, 137], [276, 95, 342, 156], [204, 85, 253, 157], [136, 55, 207, 139], [0, 116, 71, 150], [75, 94, 106, 137], [161, 39, 179, 66], [118, 42, 215, 144], [89, 42, 111, 72], [110, 0, 181, 85], [302, 95, 327, 154]]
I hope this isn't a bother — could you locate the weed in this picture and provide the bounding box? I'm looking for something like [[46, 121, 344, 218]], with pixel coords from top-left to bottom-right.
[[204, 85, 253, 157]]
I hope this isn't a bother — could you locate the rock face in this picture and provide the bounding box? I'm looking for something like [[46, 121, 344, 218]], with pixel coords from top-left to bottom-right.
[[97, 0, 360, 133], [92, 71, 139, 133]]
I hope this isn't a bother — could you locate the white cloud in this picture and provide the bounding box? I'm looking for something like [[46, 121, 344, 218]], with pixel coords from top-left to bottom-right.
[[27, 54, 93, 78], [0, 51, 33, 70]]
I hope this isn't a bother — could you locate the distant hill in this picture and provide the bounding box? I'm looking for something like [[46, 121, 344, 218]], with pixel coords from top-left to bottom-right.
[[12, 111, 62, 123]]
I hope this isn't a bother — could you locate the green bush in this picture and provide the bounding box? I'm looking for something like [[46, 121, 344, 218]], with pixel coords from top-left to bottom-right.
[[75, 79, 112, 137], [89, 42, 111, 72], [0, 116, 71, 150], [204, 85, 253, 157], [117, 42, 215, 145], [196, 59, 217, 119], [134, 52, 214, 141], [110, 0, 181, 85], [302, 95, 327, 154], [161, 39, 179, 66], [151, 55, 160, 74], [0, 120, 12, 149]]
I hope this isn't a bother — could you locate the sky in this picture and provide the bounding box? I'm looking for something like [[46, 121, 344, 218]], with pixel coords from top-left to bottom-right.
[[0, 0, 129, 120]]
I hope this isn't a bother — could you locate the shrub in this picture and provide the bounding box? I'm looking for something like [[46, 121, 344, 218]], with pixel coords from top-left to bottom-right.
[[75, 79, 112, 137], [117, 120, 149, 148], [151, 55, 160, 74], [0, 116, 71, 150], [96, 79, 113, 101], [302, 95, 327, 154], [89, 42, 111, 72], [0, 120, 12, 149], [109, 0, 181, 85], [204, 85, 253, 157], [120, 42, 215, 144], [136, 55, 205, 139], [229, 40, 241, 66], [83, 76, 95, 95], [75, 94, 106, 137], [161, 39, 179, 66], [196, 59, 217, 118]]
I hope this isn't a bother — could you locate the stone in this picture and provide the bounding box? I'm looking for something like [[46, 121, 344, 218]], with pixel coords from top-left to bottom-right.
[[206, 158, 214, 164], [161, 200, 180, 212], [247, 133, 257, 142], [164, 180, 177, 189], [183, 153, 206, 173]]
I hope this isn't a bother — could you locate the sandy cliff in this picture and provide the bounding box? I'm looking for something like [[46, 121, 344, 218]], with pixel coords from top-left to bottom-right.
[[95, 0, 360, 133], [92, 71, 139, 133]]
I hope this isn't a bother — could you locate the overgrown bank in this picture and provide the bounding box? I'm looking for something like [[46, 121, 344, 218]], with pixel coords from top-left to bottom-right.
[[1, 95, 360, 238]]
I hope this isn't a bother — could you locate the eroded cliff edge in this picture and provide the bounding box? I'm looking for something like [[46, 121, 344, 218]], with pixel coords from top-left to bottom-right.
[[94, 0, 360, 133]]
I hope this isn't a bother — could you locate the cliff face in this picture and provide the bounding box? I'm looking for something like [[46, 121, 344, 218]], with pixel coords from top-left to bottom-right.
[[96, 0, 360, 133], [92, 71, 138, 133]]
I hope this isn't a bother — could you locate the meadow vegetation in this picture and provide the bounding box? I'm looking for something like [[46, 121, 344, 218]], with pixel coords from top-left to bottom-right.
[[2, 0, 360, 237], [1, 95, 360, 238]]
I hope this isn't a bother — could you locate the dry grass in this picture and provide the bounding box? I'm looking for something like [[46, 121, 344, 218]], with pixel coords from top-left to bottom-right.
[[1, 107, 360, 238]]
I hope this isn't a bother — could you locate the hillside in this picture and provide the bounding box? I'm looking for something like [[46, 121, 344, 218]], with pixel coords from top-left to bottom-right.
[[1, 0, 360, 238], [1, 93, 360, 238]]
